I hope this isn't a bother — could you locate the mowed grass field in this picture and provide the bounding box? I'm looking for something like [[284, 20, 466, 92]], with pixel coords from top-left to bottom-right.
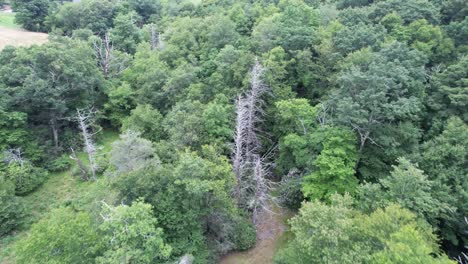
[[0, 12, 17, 28], [0, 13, 48, 49]]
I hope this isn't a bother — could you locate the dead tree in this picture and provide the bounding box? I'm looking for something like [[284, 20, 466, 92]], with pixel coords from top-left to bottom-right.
[[50, 113, 60, 153], [3, 148, 25, 168], [232, 58, 272, 228], [252, 155, 270, 225], [76, 108, 100, 181], [69, 147, 89, 181], [316, 101, 334, 127], [93, 33, 112, 79], [148, 24, 163, 50], [93, 33, 129, 79]]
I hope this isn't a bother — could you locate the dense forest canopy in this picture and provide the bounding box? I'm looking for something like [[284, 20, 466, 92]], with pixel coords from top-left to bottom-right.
[[1, 0, 467, 263]]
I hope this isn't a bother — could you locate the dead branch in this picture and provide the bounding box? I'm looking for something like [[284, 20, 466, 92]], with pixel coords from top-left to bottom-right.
[[232, 58, 274, 230], [69, 147, 89, 181], [3, 148, 25, 168], [76, 108, 100, 181]]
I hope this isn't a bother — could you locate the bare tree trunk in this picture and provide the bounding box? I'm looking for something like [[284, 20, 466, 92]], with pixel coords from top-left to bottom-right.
[[93, 33, 112, 79], [354, 129, 370, 171], [4, 148, 25, 168], [233, 96, 247, 206], [232, 58, 271, 228], [50, 115, 59, 153], [70, 148, 89, 181], [149, 24, 158, 50], [252, 155, 269, 226], [76, 108, 99, 181]]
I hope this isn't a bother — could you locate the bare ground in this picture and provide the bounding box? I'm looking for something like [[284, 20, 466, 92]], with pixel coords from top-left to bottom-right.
[[219, 204, 293, 264], [0, 26, 48, 50]]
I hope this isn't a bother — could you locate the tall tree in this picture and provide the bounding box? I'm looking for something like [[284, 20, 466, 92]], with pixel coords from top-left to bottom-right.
[[232, 59, 271, 222], [0, 40, 103, 153], [97, 201, 172, 264], [419, 117, 468, 248], [302, 127, 358, 201], [12, 0, 51, 32], [75, 108, 99, 181], [109, 131, 157, 175], [15, 207, 102, 264], [333, 42, 427, 178], [275, 194, 455, 264]]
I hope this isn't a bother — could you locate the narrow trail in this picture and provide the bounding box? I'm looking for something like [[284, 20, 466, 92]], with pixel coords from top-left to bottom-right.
[[219, 204, 292, 264]]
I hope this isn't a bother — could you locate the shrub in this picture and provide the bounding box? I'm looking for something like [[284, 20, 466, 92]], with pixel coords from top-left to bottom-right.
[[2, 162, 48, 195], [47, 154, 72, 172], [0, 177, 25, 236]]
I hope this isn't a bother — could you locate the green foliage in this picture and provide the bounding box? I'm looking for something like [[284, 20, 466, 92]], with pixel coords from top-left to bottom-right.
[[419, 117, 468, 246], [1, 162, 48, 195], [205, 15, 240, 50], [333, 22, 386, 54], [275, 194, 454, 264], [261, 46, 295, 100], [334, 42, 427, 179], [47, 154, 72, 172], [128, 0, 161, 22], [370, 225, 454, 264], [12, 0, 51, 31], [275, 98, 316, 136], [445, 17, 468, 53], [163, 100, 205, 150], [230, 215, 256, 250], [407, 19, 455, 63], [109, 130, 158, 175], [252, 0, 319, 52], [103, 82, 136, 127], [0, 12, 18, 28], [275, 194, 360, 264], [112, 148, 251, 260], [201, 95, 234, 147], [15, 207, 102, 264], [206, 45, 253, 99], [110, 11, 143, 54], [369, 0, 440, 24], [302, 127, 358, 201], [2, 0, 468, 260], [358, 157, 447, 225], [336, 0, 373, 9], [429, 56, 468, 122], [275, 99, 317, 174], [48, 0, 118, 35], [97, 200, 172, 263], [0, 109, 42, 162], [122, 104, 164, 142], [278, 171, 304, 210], [0, 177, 25, 236], [0, 39, 104, 152]]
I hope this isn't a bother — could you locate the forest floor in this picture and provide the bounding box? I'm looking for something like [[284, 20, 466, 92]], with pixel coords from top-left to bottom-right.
[[219, 203, 294, 264], [0, 12, 48, 50], [0, 131, 119, 263]]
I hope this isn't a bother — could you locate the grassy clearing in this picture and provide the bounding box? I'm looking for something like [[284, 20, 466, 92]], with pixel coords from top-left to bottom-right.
[[0, 13, 17, 29], [0, 130, 119, 263], [0, 13, 48, 50]]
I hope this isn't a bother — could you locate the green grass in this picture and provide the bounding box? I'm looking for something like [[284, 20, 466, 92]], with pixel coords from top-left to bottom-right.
[[0, 13, 18, 29], [0, 130, 119, 263]]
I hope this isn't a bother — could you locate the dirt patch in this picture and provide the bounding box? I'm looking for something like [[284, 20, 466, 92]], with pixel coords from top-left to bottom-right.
[[0, 26, 48, 50], [1, 5, 13, 12], [219, 204, 293, 264]]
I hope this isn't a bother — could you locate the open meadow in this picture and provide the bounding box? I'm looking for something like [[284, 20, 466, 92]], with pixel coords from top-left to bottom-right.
[[0, 13, 48, 49]]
